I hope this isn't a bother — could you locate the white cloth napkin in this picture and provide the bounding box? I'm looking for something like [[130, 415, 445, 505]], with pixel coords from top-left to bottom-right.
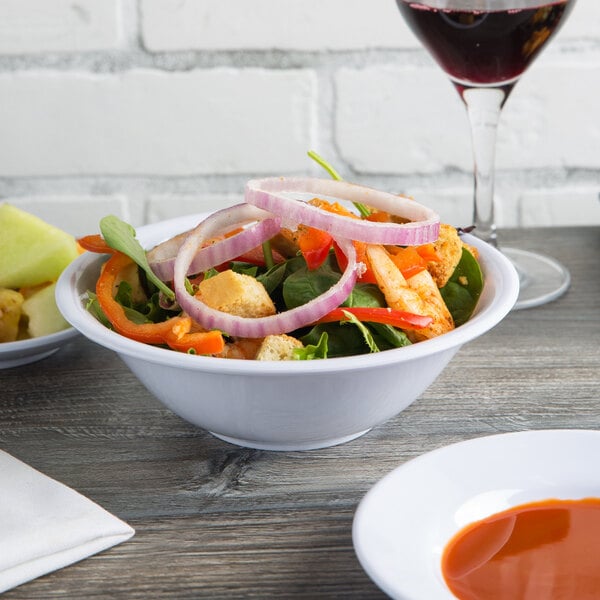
[[0, 449, 134, 593]]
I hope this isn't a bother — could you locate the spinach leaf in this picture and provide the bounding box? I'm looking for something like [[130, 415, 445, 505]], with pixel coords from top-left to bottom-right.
[[297, 312, 411, 358], [282, 254, 385, 310], [202, 267, 219, 280], [282, 254, 341, 309], [283, 254, 310, 275], [300, 323, 370, 358], [340, 310, 379, 353], [341, 283, 385, 308], [100, 215, 175, 300], [440, 248, 484, 327], [257, 262, 287, 295], [230, 262, 258, 278], [293, 331, 329, 360], [368, 323, 412, 349]]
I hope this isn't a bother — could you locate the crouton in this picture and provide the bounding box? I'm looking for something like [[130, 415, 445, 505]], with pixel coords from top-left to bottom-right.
[[255, 334, 304, 361], [428, 224, 463, 288], [195, 270, 276, 318], [217, 338, 264, 360]]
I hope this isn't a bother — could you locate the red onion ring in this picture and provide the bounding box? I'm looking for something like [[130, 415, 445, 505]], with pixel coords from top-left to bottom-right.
[[173, 228, 359, 338], [244, 177, 440, 246], [149, 204, 280, 282]]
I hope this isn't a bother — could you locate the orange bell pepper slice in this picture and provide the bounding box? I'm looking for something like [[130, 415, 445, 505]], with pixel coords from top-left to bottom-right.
[[96, 253, 180, 344], [387, 244, 441, 279], [415, 243, 441, 263], [78, 234, 117, 254], [162, 316, 225, 355], [388, 246, 428, 279], [96, 252, 224, 354], [365, 210, 392, 223]]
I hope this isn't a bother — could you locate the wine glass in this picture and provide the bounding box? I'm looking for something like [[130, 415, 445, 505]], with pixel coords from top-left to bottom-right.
[[395, 0, 576, 309]]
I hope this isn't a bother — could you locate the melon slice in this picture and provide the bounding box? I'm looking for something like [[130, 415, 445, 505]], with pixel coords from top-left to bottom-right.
[[21, 282, 70, 337], [0, 203, 79, 289], [0, 288, 25, 342]]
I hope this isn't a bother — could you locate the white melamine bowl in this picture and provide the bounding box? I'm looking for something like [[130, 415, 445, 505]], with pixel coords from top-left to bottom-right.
[[56, 213, 519, 451]]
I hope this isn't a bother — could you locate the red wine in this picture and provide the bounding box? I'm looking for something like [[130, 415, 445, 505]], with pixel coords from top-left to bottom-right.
[[396, 1, 574, 88]]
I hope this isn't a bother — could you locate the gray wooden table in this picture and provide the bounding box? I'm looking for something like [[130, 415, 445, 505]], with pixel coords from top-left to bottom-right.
[[1, 227, 599, 599]]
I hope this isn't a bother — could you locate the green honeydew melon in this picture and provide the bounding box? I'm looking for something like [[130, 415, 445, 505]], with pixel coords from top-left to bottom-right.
[[22, 282, 70, 337], [0, 203, 79, 288]]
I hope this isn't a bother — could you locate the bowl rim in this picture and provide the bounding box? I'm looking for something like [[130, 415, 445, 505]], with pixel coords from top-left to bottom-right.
[[56, 213, 519, 375]]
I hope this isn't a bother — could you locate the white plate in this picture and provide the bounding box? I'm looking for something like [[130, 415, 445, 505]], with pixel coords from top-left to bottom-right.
[[0, 327, 78, 369], [352, 429, 600, 599]]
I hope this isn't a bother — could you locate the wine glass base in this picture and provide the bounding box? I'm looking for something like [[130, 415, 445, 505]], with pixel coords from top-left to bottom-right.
[[500, 247, 570, 311]]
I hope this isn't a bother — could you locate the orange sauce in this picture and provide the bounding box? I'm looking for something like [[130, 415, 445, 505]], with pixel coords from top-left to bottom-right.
[[442, 498, 600, 600]]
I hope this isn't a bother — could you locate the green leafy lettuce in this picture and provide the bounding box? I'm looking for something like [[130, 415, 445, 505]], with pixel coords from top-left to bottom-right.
[[440, 248, 484, 326]]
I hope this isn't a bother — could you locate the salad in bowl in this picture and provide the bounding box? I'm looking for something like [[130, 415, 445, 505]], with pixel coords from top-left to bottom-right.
[[56, 172, 517, 450], [77, 177, 483, 361]]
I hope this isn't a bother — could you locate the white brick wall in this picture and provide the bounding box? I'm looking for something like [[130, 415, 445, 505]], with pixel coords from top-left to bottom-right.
[[140, 0, 409, 51], [0, 0, 598, 235], [0, 0, 122, 54], [0, 69, 316, 176]]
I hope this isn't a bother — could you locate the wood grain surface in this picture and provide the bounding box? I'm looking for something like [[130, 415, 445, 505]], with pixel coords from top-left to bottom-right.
[[1, 227, 599, 599]]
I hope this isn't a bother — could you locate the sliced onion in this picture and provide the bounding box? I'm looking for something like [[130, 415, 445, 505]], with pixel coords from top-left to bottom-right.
[[147, 229, 194, 267], [245, 177, 440, 246], [149, 204, 280, 281], [174, 232, 359, 338]]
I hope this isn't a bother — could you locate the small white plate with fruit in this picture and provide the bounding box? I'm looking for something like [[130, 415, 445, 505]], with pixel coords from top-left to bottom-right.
[[0, 326, 79, 369], [0, 203, 80, 369]]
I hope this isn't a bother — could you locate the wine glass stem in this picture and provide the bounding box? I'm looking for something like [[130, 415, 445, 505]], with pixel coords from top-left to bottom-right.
[[462, 88, 506, 248]]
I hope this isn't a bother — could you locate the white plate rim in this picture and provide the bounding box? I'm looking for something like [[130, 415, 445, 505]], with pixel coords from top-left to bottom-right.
[[0, 326, 78, 368], [352, 429, 600, 600]]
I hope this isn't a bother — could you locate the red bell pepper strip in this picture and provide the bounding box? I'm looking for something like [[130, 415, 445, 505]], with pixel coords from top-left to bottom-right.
[[333, 240, 378, 284], [315, 306, 433, 331], [297, 225, 333, 270]]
